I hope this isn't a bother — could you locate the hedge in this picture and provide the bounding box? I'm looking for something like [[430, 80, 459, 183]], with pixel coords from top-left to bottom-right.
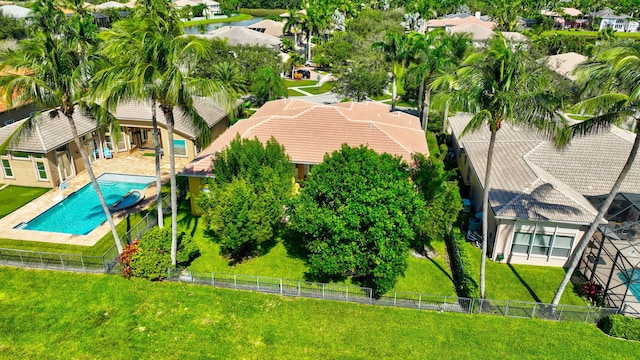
[[599, 314, 640, 340], [445, 226, 480, 299]]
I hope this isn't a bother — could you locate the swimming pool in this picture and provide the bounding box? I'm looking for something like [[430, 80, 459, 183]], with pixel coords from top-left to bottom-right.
[[618, 270, 640, 302], [19, 173, 155, 235]]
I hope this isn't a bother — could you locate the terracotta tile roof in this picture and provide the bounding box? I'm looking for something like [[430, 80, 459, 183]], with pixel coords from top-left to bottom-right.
[[426, 16, 496, 30], [182, 99, 428, 177], [448, 23, 494, 41], [449, 113, 640, 224]]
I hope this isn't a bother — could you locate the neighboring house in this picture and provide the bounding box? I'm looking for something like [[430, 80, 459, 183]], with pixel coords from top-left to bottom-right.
[[426, 14, 496, 31], [173, 0, 220, 16], [0, 99, 231, 188], [540, 7, 588, 29], [449, 113, 640, 267], [446, 24, 528, 47], [592, 8, 639, 32], [181, 99, 429, 212], [0, 4, 32, 19], [197, 26, 281, 50], [542, 52, 587, 81], [94, 1, 130, 10], [248, 19, 286, 38]]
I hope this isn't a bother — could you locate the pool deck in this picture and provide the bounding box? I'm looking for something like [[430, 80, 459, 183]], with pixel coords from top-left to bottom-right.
[[0, 151, 191, 247]]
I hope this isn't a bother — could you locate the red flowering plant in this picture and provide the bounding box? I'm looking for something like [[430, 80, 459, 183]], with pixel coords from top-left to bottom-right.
[[118, 240, 140, 278], [582, 280, 604, 306]]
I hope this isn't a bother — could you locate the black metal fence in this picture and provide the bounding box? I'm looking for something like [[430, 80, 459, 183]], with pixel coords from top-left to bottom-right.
[[168, 269, 618, 324]]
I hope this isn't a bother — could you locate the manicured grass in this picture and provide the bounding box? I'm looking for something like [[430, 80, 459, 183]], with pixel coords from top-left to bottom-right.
[[1, 267, 638, 358], [239, 8, 286, 17], [298, 82, 333, 95], [285, 79, 318, 87], [0, 185, 49, 219], [371, 93, 392, 101], [541, 30, 640, 40], [182, 13, 252, 27], [287, 88, 307, 97], [462, 242, 585, 305]]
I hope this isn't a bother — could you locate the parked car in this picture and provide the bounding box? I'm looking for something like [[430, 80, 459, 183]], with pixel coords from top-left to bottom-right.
[[294, 69, 311, 79]]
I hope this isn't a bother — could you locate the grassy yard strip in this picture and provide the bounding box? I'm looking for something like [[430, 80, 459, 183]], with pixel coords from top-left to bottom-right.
[[541, 30, 640, 40], [371, 93, 392, 101], [0, 185, 49, 219], [462, 241, 585, 305], [285, 79, 318, 87], [0, 267, 637, 359], [239, 8, 286, 17], [287, 88, 307, 97], [182, 13, 252, 27], [297, 82, 333, 95]]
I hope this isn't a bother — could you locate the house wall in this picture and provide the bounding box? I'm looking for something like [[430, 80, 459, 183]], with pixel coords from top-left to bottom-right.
[[493, 219, 587, 266], [187, 176, 208, 215], [0, 152, 55, 188]]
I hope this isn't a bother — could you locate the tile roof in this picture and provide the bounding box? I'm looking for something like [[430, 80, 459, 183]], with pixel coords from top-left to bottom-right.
[[448, 113, 639, 224], [448, 23, 494, 41], [247, 19, 285, 37], [0, 99, 229, 153], [426, 16, 496, 30], [198, 26, 281, 49], [0, 107, 99, 153], [182, 99, 429, 176], [543, 52, 587, 80]]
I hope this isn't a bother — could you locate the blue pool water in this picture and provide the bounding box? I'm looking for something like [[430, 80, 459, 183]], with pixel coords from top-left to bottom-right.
[[20, 173, 154, 235], [618, 270, 640, 302]]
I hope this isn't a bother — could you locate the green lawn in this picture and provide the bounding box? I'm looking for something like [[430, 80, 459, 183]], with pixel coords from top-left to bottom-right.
[[285, 79, 318, 87], [1, 267, 638, 358], [541, 30, 640, 40], [298, 82, 333, 95], [462, 242, 585, 305], [182, 13, 252, 27], [371, 93, 392, 101], [287, 88, 307, 97], [0, 185, 49, 219]]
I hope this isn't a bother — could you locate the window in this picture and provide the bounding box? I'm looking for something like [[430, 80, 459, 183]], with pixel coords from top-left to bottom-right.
[[35, 160, 47, 180], [173, 139, 187, 157], [12, 152, 30, 160], [2, 159, 13, 178], [511, 225, 575, 259]]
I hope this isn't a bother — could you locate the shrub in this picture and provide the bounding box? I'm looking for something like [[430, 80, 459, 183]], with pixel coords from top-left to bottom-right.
[[128, 227, 199, 281], [446, 227, 480, 299], [599, 315, 640, 341], [118, 240, 140, 279], [582, 280, 604, 306]]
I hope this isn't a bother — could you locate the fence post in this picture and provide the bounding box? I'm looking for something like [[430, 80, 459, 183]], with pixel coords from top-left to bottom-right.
[[322, 283, 325, 299], [346, 287, 349, 302], [585, 306, 592, 323], [393, 292, 397, 307], [280, 278, 283, 295], [444, 296, 448, 311], [418, 294, 422, 310], [18, 252, 24, 266], [168, 267, 171, 279], [505, 300, 510, 317], [558, 304, 564, 321], [59, 254, 64, 269], [369, 289, 372, 305], [531, 303, 537, 319], [81, 255, 85, 270], [191, 271, 194, 283], [212, 273, 215, 287], [39, 253, 44, 268], [234, 274, 237, 288], [298, 281, 301, 296], [257, 276, 260, 291]]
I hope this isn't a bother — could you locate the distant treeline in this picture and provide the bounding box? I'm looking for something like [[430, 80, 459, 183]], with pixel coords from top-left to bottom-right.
[[237, 0, 301, 10]]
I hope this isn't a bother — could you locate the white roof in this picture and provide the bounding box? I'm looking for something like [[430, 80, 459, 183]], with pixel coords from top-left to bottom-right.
[[199, 26, 281, 49], [0, 4, 32, 18], [95, 1, 129, 9]]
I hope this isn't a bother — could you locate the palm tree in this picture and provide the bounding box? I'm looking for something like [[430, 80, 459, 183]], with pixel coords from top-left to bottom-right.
[[210, 62, 247, 94], [551, 45, 640, 306], [94, 0, 235, 266], [373, 31, 410, 112], [300, 0, 330, 62], [0, 0, 125, 253], [286, 53, 305, 79], [283, 9, 303, 48], [448, 34, 565, 298]]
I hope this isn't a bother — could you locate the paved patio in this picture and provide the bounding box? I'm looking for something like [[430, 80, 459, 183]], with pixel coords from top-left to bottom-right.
[[0, 150, 190, 247]]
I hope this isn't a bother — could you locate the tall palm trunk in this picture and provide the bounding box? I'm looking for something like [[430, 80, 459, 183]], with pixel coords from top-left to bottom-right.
[[306, 30, 312, 62], [442, 98, 450, 134], [151, 99, 163, 228], [391, 73, 397, 112], [417, 78, 424, 117], [163, 107, 179, 266], [422, 87, 431, 132], [552, 120, 640, 306], [480, 129, 498, 299], [66, 114, 123, 253]]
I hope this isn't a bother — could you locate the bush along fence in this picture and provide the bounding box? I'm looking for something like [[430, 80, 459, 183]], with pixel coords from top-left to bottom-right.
[[167, 269, 618, 324], [445, 226, 480, 298]]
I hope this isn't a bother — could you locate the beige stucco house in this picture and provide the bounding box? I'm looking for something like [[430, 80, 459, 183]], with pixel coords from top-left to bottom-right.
[[0, 99, 231, 188], [181, 99, 429, 212], [449, 113, 640, 267]]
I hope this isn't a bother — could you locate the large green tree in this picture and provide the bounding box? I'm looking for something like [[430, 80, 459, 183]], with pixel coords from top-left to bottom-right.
[[197, 136, 294, 261], [0, 0, 124, 253], [552, 45, 640, 306], [332, 57, 388, 101], [447, 34, 565, 298], [372, 31, 410, 111], [288, 145, 425, 296]]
